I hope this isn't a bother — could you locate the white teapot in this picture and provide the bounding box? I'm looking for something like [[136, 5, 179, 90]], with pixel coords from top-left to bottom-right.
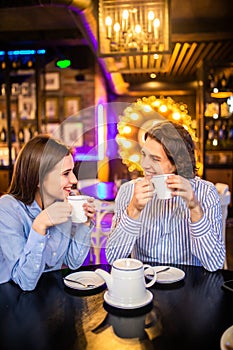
[[95, 258, 157, 308]]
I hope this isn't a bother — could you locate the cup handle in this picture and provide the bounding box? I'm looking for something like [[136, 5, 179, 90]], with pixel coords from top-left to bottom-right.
[[143, 264, 157, 288]]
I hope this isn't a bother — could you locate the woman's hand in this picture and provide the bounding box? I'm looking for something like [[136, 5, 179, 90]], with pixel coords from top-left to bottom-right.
[[32, 201, 72, 235], [127, 178, 154, 220]]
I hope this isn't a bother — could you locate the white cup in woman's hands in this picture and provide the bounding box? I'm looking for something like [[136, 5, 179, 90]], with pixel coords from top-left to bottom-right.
[[67, 195, 90, 223]]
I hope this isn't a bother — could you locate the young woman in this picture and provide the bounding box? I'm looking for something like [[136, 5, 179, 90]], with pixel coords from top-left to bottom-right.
[[0, 135, 96, 291]]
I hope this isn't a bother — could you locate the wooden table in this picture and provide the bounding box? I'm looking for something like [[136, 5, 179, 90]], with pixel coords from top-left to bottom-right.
[[0, 264, 232, 350]]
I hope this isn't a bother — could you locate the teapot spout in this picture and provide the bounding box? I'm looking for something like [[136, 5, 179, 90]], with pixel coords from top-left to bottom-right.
[[95, 269, 112, 290]]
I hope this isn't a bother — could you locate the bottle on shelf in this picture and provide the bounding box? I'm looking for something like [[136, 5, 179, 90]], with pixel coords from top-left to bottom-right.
[[18, 127, 25, 143], [11, 127, 16, 143], [228, 120, 233, 140], [207, 120, 215, 141], [0, 127, 7, 142]]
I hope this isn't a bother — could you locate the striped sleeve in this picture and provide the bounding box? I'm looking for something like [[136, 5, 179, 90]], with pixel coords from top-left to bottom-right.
[[189, 180, 225, 271]]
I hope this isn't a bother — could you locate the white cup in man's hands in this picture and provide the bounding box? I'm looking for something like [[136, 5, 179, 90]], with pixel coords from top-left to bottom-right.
[[67, 195, 90, 223], [151, 174, 173, 199]]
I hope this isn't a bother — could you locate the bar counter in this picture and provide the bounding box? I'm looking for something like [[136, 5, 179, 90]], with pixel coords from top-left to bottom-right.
[[0, 264, 232, 350]]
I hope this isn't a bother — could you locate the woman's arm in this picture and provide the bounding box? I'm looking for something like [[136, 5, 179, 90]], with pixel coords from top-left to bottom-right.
[[0, 199, 48, 291]]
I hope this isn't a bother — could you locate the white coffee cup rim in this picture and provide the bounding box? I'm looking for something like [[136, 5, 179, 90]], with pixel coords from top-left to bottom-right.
[[152, 173, 173, 178], [67, 195, 89, 201]]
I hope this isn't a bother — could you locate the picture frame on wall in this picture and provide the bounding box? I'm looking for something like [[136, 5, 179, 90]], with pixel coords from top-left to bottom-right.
[[62, 121, 84, 147], [41, 123, 60, 138], [44, 72, 60, 91], [18, 95, 36, 120], [45, 97, 59, 121], [64, 96, 81, 118]]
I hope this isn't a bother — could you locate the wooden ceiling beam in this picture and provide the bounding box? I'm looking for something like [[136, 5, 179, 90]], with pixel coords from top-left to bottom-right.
[[171, 42, 191, 76], [182, 42, 206, 75]]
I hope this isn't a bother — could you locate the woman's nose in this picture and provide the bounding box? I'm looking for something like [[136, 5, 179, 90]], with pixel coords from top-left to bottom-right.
[[70, 172, 78, 184]]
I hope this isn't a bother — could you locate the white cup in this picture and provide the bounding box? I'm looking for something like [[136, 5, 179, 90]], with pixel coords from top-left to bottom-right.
[[151, 174, 173, 199], [67, 195, 89, 223]]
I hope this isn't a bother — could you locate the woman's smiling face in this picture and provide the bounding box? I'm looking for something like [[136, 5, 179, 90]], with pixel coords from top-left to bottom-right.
[[140, 136, 176, 179], [42, 154, 77, 206]]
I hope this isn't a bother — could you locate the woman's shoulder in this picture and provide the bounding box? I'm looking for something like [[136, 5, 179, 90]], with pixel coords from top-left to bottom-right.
[[0, 194, 21, 209], [0, 193, 17, 203]]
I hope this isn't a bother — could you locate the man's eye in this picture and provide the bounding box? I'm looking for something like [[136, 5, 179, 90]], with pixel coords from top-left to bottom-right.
[[152, 157, 160, 162]]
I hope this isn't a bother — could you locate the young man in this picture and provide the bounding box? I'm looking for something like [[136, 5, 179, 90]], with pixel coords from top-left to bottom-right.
[[106, 121, 225, 271]]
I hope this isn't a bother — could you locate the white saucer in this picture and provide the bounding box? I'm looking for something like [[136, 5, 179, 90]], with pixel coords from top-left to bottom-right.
[[104, 290, 153, 309], [220, 325, 233, 350], [146, 266, 185, 284], [64, 271, 105, 290]]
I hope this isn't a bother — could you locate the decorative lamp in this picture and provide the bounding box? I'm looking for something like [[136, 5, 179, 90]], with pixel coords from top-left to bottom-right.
[[116, 96, 202, 176], [97, 0, 171, 56]]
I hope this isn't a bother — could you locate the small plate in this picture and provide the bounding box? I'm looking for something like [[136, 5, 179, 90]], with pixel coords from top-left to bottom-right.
[[104, 290, 153, 309], [220, 325, 233, 350], [64, 271, 105, 290], [146, 266, 185, 284]]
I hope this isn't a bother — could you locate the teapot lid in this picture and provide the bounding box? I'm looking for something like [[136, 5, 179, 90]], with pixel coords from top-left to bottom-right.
[[113, 258, 142, 270]]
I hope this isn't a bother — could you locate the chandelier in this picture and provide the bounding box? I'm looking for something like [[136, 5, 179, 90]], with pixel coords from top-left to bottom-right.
[[97, 0, 171, 56]]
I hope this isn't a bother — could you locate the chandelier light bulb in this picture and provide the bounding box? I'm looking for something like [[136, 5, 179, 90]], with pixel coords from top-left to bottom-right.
[[148, 11, 155, 21], [105, 16, 112, 38], [135, 24, 142, 34], [153, 18, 160, 28]]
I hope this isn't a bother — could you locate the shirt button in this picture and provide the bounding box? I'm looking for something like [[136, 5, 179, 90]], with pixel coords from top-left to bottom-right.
[[40, 243, 44, 248], [53, 252, 57, 256], [36, 264, 40, 269]]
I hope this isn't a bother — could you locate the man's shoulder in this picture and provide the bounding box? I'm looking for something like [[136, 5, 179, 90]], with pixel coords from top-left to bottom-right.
[[192, 176, 218, 195]]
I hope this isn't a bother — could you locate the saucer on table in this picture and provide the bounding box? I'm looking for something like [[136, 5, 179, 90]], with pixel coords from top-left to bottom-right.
[[103, 290, 153, 309], [146, 266, 185, 284], [63, 271, 105, 290], [220, 325, 233, 350]]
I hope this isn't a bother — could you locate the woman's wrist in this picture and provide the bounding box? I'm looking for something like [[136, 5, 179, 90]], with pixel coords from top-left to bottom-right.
[[32, 217, 47, 235]]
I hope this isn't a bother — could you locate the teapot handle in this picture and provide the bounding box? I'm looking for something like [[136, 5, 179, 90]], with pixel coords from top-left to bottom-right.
[[143, 264, 157, 288]]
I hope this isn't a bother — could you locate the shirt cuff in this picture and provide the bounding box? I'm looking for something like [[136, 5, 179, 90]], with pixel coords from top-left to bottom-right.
[[24, 228, 48, 254], [118, 209, 142, 236], [189, 215, 211, 238]]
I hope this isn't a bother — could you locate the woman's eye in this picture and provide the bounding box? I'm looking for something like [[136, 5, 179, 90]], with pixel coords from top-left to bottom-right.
[[63, 171, 70, 177]]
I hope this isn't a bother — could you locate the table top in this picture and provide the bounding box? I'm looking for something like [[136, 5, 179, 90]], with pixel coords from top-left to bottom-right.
[[0, 264, 232, 350]]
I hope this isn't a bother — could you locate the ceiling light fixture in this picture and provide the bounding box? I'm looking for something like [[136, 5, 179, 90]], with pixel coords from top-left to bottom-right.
[[97, 0, 171, 57]]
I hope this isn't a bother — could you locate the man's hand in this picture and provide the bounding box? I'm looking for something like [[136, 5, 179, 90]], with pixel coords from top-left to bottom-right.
[[127, 178, 154, 220]]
